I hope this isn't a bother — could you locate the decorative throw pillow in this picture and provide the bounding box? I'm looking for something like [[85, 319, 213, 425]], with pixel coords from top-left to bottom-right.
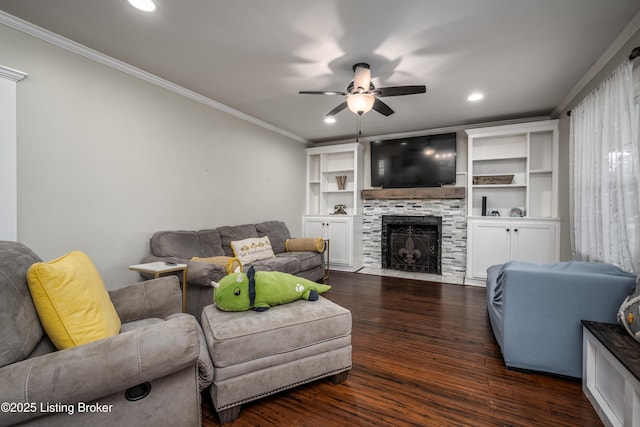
[[26, 251, 121, 350], [618, 275, 640, 343], [285, 237, 325, 253], [230, 236, 275, 265], [191, 256, 242, 273]]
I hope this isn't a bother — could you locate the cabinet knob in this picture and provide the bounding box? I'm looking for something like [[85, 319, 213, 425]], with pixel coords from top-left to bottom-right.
[[514, 228, 518, 232], [506, 228, 510, 232]]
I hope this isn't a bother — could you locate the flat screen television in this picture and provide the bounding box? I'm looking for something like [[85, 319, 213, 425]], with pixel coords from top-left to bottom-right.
[[370, 132, 457, 188]]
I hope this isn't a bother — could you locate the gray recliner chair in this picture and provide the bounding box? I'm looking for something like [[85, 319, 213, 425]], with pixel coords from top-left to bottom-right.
[[0, 241, 214, 427], [486, 260, 636, 378]]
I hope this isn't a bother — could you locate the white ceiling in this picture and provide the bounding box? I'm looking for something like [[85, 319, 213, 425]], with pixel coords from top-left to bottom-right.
[[1, 0, 639, 143]]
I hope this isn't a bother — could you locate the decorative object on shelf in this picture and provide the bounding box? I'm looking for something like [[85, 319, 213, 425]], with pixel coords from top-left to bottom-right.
[[510, 207, 525, 217], [488, 210, 501, 216], [482, 196, 487, 216], [473, 175, 514, 185], [336, 175, 347, 190], [333, 204, 347, 215], [617, 276, 640, 343]]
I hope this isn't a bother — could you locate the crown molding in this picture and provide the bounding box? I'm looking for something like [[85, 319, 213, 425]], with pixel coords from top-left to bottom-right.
[[0, 65, 27, 82], [0, 10, 308, 144], [552, 9, 640, 117]]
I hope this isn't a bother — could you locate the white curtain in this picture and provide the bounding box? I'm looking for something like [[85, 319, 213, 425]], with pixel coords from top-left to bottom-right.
[[570, 60, 640, 273]]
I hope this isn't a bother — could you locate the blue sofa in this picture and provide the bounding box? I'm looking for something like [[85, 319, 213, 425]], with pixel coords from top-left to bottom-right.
[[486, 260, 636, 378]]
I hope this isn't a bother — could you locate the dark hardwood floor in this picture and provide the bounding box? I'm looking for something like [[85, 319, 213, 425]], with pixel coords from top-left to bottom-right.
[[201, 271, 602, 426]]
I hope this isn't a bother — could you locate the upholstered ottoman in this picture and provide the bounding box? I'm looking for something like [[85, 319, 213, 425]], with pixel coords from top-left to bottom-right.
[[201, 297, 352, 423]]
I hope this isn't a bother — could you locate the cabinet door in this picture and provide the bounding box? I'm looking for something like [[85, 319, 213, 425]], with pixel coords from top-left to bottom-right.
[[303, 217, 326, 239], [510, 222, 557, 263], [326, 217, 352, 266], [468, 220, 511, 279]]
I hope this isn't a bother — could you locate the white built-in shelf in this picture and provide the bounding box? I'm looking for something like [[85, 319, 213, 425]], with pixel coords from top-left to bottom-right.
[[306, 142, 364, 216], [466, 120, 559, 219], [465, 120, 560, 282], [472, 184, 527, 188]]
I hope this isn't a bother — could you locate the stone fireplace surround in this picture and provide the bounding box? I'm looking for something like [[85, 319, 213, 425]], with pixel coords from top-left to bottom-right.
[[362, 198, 466, 282], [382, 214, 442, 274]]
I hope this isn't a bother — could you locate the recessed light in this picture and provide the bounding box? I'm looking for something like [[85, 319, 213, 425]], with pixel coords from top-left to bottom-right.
[[467, 92, 484, 101], [128, 0, 156, 12], [324, 117, 336, 124]]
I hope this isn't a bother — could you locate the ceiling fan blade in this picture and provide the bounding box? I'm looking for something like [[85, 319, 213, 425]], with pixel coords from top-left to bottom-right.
[[372, 98, 394, 116], [326, 101, 348, 117], [299, 90, 347, 96], [375, 85, 426, 97]]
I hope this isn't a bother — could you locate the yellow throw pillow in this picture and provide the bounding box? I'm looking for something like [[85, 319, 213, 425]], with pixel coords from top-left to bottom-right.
[[285, 237, 325, 253], [190, 256, 242, 273], [27, 251, 121, 350], [230, 236, 275, 265]]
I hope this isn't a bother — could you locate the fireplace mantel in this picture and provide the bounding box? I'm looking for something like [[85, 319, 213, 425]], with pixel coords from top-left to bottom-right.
[[361, 187, 465, 200]]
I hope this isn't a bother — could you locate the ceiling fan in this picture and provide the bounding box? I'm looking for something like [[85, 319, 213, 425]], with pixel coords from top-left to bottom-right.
[[299, 63, 426, 118]]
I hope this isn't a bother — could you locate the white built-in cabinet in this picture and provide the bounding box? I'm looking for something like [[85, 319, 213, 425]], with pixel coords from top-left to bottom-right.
[[466, 218, 559, 279], [465, 120, 560, 282], [303, 215, 362, 270], [303, 143, 364, 272]]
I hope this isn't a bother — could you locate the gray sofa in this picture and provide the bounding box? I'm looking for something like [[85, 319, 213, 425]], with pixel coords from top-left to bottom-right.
[[486, 260, 636, 378], [0, 241, 214, 427], [141, 220, 325, 318]]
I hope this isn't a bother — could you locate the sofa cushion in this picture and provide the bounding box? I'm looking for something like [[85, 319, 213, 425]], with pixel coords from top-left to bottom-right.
[[251, 255, 300, 275], [198, 229, 225, 256], [218, 224, 259, 257], [230, 237, 275, 264], [277, 252, 322, 273], [0, 242, 45, 368], [151, 231, 203, 259], [26, 251, 121, 350], [255, 220, 291, 254]]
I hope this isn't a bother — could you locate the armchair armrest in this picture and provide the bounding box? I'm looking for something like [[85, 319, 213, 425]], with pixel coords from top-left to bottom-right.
[[186, 261, 226, 287], [0, 316, 200, 426], [109, 276, 182, 323]]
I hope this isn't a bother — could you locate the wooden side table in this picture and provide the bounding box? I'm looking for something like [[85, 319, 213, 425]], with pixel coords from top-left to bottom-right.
[[129, 262, 188, 313], [323, 239, 330, 281]]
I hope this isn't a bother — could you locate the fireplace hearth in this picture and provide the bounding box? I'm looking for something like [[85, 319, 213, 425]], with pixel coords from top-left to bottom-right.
[[381, 215, 442, 274]]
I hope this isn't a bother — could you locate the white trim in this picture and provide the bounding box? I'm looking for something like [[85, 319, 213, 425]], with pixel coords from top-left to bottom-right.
[[0, 65, 27, 82], [0, 11, 308, 144], [0, 66, 25, 241], [552, 9, 640, 116]]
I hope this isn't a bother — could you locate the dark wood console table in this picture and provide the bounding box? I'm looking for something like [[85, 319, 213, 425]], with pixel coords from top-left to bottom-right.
[[581, 320, 640, 426]]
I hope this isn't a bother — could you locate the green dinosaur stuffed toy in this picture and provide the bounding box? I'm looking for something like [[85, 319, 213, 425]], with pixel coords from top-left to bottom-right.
[[212, 266, 331, 312]]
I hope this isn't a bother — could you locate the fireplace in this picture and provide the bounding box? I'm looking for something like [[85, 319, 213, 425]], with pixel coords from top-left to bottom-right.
[[381, 215, 442, 274]]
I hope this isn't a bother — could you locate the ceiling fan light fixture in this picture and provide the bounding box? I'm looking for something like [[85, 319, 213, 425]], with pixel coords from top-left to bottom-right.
[[347, 93, 375, 115], [128, 0, 156, 12]]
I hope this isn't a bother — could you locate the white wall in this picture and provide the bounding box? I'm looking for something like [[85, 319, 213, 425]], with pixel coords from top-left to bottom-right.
[[0, 24, 307, 288]]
